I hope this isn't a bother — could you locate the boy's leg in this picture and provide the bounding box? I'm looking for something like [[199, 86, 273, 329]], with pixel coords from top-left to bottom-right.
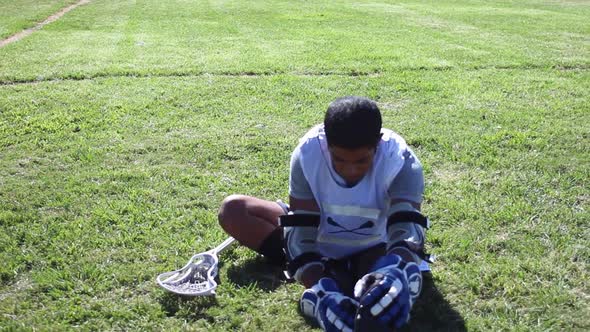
[[218, 194, 287, 264], [326, 244, 386, 296], [350, 243, 387, 279]]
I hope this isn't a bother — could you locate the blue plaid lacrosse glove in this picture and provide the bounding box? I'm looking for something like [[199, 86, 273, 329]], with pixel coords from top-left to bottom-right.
[[353, 254, 423, 330], [300, 278, 358, 332]]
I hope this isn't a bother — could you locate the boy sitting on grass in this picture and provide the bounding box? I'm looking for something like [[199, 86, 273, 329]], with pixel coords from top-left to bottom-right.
[[218, 96, 430, 331]]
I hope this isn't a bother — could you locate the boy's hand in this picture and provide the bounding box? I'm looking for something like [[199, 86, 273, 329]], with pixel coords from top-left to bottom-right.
[[353, 255, 422, 329], [300, 278, 358, 332]]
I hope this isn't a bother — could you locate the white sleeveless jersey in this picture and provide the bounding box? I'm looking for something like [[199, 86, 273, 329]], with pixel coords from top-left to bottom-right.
[[297, 124, 409, 259]]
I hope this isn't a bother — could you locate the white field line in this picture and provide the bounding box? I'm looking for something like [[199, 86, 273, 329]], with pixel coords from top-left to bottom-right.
[[0, 0, 91, 48]]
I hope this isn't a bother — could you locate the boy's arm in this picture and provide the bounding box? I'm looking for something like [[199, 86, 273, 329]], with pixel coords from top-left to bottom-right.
[[289, 195, 320, 212], [353, 150, 428, 330], [386, 199, 427, 264], [386, 148, 427, 264], [286, 147, 325, 287], [286, 196, 324, 288]]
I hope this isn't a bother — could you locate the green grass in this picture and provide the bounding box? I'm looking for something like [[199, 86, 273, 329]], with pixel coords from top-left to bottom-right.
[[0, 0, 589, 331], [0, 0, 588, 83], [0, 0, 79, 39]]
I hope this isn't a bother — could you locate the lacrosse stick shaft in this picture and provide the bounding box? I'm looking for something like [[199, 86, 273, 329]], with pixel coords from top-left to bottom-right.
[[212, 236, 235, 254]]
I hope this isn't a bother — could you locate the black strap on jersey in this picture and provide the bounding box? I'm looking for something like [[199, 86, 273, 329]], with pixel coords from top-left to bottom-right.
[[279, 213, 320, 227], [387, 210, 429, 229]]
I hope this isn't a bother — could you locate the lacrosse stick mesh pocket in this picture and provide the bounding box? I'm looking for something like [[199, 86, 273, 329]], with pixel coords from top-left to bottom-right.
[[157, 253, 220, 296]]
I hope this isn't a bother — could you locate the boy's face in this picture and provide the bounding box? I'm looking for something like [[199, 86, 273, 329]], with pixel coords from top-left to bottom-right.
[[328, 145, 376, 186]]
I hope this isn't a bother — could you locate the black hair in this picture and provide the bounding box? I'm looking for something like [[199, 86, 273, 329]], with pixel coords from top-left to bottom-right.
[[323, 96, 382, 149]]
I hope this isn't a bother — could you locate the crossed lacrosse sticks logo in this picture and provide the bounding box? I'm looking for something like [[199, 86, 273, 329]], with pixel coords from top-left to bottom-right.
[[326, 217, 375, 236]]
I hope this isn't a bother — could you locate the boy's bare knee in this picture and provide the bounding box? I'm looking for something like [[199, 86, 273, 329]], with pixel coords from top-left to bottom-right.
[[218, 194, 247, 229]]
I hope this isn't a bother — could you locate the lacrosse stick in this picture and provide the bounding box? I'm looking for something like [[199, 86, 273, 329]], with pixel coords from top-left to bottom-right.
[[157, 236, 236, 296]]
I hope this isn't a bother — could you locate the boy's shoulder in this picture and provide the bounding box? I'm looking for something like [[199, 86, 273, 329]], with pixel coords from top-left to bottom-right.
[[295, 124, 325, 150], [299, 124, 324, 141], [379, 128, 409, 156]]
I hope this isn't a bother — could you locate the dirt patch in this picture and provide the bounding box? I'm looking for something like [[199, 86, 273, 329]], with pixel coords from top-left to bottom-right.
[[0, 0, 91, 48], [0, 276, 33, 302]]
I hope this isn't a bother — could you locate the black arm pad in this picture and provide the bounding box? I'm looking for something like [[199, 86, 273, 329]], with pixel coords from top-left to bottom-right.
[[387, 210, 429, 229], [279, 213, 320, 227], [386, 209, 432, 263]]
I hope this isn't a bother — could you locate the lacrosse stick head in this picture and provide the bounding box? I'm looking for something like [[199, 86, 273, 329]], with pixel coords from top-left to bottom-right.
[[156, 250, 220, 296]]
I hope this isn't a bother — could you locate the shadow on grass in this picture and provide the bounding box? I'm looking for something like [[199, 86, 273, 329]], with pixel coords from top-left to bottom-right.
[[401, 272, 466, 332], [155, 257, 286, 323], [158, 291, 218, 321], [226, 256, 287, 292]]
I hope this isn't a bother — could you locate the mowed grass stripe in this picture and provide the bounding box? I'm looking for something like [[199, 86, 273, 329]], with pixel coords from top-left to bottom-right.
[[0, 0, 80, 39], [0, 0, 91, 48], [0, 0, 588, 83], [3, 64, 590, 87], [0, 69, 588, 330]]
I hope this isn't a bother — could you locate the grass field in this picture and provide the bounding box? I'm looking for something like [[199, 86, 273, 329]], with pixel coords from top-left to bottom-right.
[[0, 0, 79, 40], [0, 0, 588, 330]]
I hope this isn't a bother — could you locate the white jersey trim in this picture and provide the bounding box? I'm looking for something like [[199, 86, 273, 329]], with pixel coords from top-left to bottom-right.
[[317, 233, 383, 246], [322, 203, 381, 219]]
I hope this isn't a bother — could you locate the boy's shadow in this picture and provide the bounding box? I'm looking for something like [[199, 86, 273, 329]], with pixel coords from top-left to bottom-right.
[[158, 291, 218, 322], [401, 272, 466, 331], [157, 259, 465, 331], [226, 256, 286, 291], [224, 259, 465, 331]]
